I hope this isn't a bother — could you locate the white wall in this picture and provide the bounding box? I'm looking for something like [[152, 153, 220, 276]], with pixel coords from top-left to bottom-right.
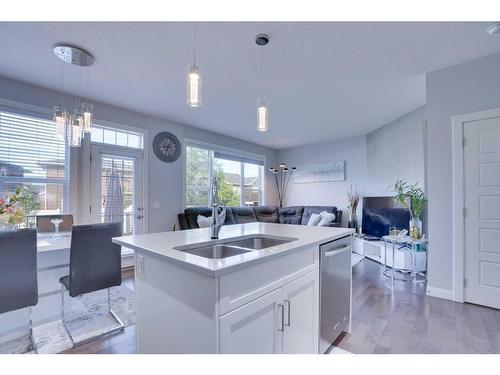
[[426, 52, 500, 294], [278, 108, 425, 228], [278, 136, 367, 227], [0, 76, 278, 233]]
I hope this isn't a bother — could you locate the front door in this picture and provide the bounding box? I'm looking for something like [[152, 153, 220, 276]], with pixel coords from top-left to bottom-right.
[[464, 115, 500, 309], [90, 144, 144, 236]]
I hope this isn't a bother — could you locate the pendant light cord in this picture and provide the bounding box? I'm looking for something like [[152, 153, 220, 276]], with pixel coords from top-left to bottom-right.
[[260, 46, 264, 100], [193, 22, 197, 65], [59, 60, 64, 106]]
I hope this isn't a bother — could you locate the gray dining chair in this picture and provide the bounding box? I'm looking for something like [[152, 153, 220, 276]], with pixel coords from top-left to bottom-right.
[[0, 229, 38, 353], [59, 222, 124, 346], [36, 214, 74, 233]]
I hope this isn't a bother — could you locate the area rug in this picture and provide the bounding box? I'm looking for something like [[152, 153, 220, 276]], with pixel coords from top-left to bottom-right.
[[351, 252, 365, 267], [0, 284, 135, 354]]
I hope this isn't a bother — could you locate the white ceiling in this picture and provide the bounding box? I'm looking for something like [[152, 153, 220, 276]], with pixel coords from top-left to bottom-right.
[[0, 22, 499, 149]]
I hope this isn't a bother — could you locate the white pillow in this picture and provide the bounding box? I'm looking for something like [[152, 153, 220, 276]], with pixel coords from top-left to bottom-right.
[[197, 215, 212, 228], [317, 211, 336, 227], [306, 213, 322, 226]]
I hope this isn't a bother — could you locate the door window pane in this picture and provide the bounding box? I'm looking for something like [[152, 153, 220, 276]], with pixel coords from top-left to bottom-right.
[[100, 156, 135, 235]]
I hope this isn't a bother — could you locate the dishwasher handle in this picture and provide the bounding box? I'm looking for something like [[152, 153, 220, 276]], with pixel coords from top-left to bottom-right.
[[324, 245, 350, 257]]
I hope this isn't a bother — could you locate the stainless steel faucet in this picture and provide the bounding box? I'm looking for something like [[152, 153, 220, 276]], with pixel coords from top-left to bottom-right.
[[210, 177, 226, 239]]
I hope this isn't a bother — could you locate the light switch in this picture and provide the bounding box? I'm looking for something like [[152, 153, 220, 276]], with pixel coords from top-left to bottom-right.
[[153, 201, 161, 209]]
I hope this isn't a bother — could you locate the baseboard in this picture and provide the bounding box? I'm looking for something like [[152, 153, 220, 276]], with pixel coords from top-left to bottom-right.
[[426, 286, 455, 301]]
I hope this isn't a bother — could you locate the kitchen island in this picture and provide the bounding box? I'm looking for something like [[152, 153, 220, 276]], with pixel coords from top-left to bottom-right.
[[113, 222, 354, 354]]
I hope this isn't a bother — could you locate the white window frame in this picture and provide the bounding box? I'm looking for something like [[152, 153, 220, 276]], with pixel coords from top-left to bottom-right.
[[183, 138, 266, 209], [0, 99, 71, 213]]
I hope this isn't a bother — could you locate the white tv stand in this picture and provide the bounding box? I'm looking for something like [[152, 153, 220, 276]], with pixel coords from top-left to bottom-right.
[[353, 236, 426, 271]]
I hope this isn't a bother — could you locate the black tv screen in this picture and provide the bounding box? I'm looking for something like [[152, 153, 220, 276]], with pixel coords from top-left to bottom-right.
[[362, 196, 410, 239]]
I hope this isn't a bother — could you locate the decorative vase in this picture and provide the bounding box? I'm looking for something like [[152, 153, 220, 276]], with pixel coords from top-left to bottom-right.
[[409, 217, 422, 240], [348, 208, 359, 232]]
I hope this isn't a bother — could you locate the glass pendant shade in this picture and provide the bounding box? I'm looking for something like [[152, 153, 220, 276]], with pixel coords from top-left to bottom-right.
[[81, 103, 93, 133], [257, 99, 268, 132], [70, 112, 84, 148], [187, 64, 201, 107], [53, 106, 68, 140]]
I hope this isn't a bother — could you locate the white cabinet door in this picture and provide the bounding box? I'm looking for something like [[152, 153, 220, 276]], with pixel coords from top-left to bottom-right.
[[281, 270, 319, 354], [219, 288, 283, 354]]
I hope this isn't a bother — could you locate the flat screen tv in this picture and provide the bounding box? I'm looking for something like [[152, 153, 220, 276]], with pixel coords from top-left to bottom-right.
[[362, 196, 410, 239]]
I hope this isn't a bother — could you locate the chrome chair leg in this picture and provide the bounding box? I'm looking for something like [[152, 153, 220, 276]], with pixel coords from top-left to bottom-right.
[[60, 287, 124, 347], [29, 307, 37, 354], [60, 285, 75, 346]]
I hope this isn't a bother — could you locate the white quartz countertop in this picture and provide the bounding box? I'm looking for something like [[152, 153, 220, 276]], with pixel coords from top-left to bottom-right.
[[112, 223, 354, 276]]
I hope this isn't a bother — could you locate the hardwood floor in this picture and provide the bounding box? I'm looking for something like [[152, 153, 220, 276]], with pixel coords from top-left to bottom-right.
[[336, 258, 500, 354], [63, 260, 500, 354]]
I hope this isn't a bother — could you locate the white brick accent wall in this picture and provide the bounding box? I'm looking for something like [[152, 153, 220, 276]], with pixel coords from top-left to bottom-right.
[[366, 107, 425, 196]]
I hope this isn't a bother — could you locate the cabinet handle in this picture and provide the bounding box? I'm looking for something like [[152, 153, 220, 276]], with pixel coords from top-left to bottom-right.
[[324, 245, 350, 257], [278, 304, 285, 332], [285, 299, 291, 327]]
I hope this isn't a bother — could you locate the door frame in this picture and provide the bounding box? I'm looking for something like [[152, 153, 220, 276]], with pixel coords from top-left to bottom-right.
[[451, 107, 500, 303], [82, 121, 149, 233]]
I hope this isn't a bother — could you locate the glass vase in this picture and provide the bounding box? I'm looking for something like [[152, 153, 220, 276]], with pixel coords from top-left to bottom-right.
[[409, 217, 422, 240], [348, 208, 358, 233]]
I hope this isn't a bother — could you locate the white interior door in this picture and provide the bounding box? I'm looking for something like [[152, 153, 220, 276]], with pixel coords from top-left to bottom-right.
[[90, 144, 144, 235], [464, 116, 500, 309]]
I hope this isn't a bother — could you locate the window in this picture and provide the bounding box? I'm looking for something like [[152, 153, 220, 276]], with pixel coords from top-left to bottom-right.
[[185, 143, 264, 208], [91, 124, 143, 149], [0, 110, 68, 214]]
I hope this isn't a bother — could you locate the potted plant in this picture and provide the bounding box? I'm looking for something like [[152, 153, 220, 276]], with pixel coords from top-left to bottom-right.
[[393, 179, 426, 240]]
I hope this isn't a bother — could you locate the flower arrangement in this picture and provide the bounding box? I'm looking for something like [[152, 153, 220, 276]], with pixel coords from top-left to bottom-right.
[[0, 187, 31, 227]]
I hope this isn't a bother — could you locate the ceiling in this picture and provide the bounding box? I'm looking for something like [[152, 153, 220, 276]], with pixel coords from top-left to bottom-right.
[[0, 22, 499, 149]]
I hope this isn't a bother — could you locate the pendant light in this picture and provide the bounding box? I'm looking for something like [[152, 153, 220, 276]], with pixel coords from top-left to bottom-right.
[[53, 60, 69, 140], [187, 23, 201, 107], [255, 34, 269, 132], [53, 44, 94, 147]]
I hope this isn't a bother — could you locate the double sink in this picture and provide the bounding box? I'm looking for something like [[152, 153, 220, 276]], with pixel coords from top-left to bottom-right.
[[174, 235, 296, 259]]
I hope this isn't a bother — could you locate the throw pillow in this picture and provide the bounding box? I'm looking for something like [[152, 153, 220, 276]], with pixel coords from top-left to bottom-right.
[[317, 211, 336, 226], [306, 213, 322, 226], [197, 215, 211, 228]]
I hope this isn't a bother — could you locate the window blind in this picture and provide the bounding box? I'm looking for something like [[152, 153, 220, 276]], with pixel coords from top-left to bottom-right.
[[213, 151, 264, 166], [0, 111, 67, 180]]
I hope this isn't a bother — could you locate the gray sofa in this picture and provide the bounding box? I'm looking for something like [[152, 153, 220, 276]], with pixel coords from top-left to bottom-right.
[[178, 205, 342, 230]]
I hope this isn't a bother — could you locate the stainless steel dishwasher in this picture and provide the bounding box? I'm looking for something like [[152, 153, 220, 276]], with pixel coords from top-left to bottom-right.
[[319, 234, 352, 353]]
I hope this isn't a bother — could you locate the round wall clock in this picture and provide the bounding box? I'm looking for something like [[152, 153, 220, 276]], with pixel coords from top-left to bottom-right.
[[153, 132, 181, 163]]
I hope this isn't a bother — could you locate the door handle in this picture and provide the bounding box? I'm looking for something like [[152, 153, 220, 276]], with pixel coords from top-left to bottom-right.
[[136, 215, 143, 219], [278, 304, 285, 332], [324, 245, 350, 257], [284, 299, 291, 327]]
